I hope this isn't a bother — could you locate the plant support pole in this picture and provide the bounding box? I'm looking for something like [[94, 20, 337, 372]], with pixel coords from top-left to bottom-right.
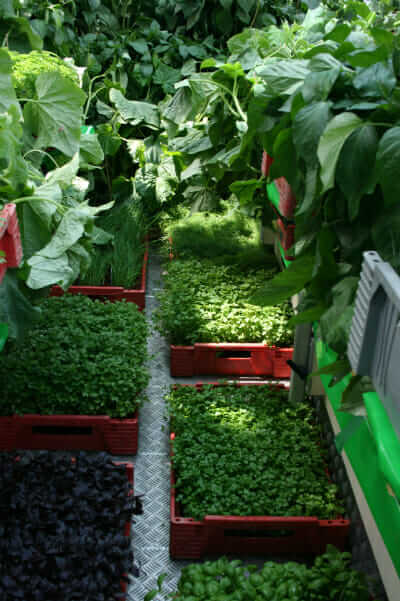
[[288, 295, 313, 404]]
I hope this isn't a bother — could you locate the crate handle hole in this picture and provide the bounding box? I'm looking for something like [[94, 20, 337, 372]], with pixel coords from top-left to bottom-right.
[[216, 350, 252, 359], [32, 426, 93, 436], [224, 528, 294, 538]]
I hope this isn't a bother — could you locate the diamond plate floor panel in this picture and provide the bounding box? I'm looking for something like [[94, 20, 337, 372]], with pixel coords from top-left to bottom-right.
[[127, 250, 186, 600]]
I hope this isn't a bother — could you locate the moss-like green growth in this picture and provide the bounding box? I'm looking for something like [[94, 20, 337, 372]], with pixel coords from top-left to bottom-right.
[[9, 50, 79, 99]]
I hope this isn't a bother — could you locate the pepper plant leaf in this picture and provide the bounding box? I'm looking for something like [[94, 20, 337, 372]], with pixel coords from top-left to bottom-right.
[[317, 112, 362, 192], [353, 61, 396, 98], [255, 59, 310, 96], [336, 125, 378, 220], [301, 54, 342, 103], [319, 277, 359, 354], [250, 254, 315, 306], [376, 127, 400, 207], [230, 178, 263, 206], [293, 101, 332, 167]]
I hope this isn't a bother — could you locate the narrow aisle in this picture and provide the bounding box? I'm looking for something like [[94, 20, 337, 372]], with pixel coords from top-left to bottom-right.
[[128, 249, 189, 600]]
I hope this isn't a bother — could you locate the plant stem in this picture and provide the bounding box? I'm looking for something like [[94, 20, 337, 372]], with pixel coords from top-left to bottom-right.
[[197, 77, 247, 122], [11, 195, 66, 213], [250, 0, 261, 28], [83, 74, 106, 121], [24, 149, 60, 169]]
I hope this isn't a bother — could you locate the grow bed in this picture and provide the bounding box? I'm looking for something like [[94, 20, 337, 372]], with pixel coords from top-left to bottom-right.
[[157, 254, 294, 378], [51, 239, 149, 310], [168, 383, 349, 559], [0, 451, 134, 601], [0, 296, 148, 455]]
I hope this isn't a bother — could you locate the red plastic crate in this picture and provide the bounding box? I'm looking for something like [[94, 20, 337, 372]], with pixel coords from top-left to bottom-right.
[[277, 218, 295, 261], [261, 150, 274, 177], [171, 472, 349, 559], [261, 151, 296, 219], [0, 203, 23, 282], [275, 177, 296, 219], [50, 241, 149, 310], [168, 237, 293, 378], [170, 343, 293, 378], [170, 382, 350, 559], [0, 412, 139, 455]]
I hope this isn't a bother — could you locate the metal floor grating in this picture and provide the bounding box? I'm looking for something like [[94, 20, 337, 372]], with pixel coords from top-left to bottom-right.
[[127, 251, 190, 600]]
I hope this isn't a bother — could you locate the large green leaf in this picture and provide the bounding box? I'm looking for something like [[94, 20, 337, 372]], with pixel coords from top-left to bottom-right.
[[171, 129, 213, 154], [3, 16, 43, 52], [270, 128, 297, 186], [319, 277, 359, 354], [372, 205, 400, 271], [336, 125, 378, 220], [296, 165, 319, 216], [206, 144, 241, 167], [325, 23, 352, 43], [227, 29, 271, 70], [301, 54, 342, 103], [153, 62, 181, 94], [27, 200, 112, 264], [0, 49, 20, 114], [79, 133, 104, 165], [310, 357, 351, 381], [183, 184, 218, 212], [229, 179, 263, 206], [289, 304, 326, 326], [24, 73, 86, 157], [376, 127, 400, 207], [27, 181, 61, 229], [293, 101, 332, 167], [255, 60, 310, 97], [0, 270, 40, 340], [26, 253, 73, 289], [317, 112, 362, 192], [181, 158, 203, 181], [19, 202, 52, 260], [312, 227, 339, 289], [28, 206, 89, 261], [110, 89, 160, 129], [347, 46, 390, 68], [46, 153, 80, 188], [340, 375, 371, 416], [162, 86, 195, 124], [250, 255, 315, 306], [0, 108, 26, 197], [353, 61, 396, 98], [0, 1, 14, 17]]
